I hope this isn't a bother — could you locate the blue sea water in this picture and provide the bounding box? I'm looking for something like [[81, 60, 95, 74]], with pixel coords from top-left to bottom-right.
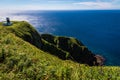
[[1, 10, 120, 66]]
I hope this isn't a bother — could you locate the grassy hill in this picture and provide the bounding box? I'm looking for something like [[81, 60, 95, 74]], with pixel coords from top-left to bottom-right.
[[0, 21, 120, 80]]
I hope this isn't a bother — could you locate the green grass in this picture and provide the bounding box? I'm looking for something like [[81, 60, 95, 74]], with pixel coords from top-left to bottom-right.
[[0, 21, 42, 48], [0, 21, 120, 80]]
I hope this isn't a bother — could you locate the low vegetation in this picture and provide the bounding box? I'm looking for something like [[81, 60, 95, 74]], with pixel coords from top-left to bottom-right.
[[0, 21, 120, 80]]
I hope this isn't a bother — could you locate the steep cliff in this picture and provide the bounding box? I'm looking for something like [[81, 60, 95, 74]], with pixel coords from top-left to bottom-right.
[[0, 21, 104, 66], [41, 34, 103, 66]]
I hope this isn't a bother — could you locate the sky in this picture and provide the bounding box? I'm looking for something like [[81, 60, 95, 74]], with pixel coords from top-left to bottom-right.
[[0, 0, 120, 10]]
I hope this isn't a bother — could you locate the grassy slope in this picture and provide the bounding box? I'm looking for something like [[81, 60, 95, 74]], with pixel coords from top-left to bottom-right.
[[0, 21, 120, 80], [4, 21, 42, 48]]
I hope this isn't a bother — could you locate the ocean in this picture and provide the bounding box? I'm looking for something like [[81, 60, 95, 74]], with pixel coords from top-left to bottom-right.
[[1, 10, 120, 66]]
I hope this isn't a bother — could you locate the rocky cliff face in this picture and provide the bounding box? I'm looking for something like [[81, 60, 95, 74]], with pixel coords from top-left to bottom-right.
[[41, 34, 104, 66]]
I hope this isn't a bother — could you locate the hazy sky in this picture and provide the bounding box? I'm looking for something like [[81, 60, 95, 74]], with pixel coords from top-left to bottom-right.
[[0, 0, 120, 10]]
